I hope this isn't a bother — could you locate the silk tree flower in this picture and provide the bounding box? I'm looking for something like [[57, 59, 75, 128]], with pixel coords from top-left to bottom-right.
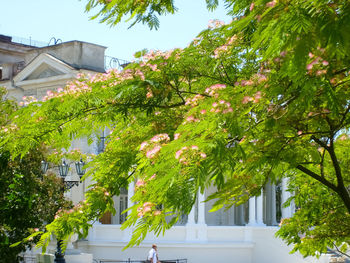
[[136, 179, 145, 187], [153, 210, 161, 216], [200, 152, 207, 159], [140, 141, 148, 151], [150, 133, 170, 143], [146, 145, 161, 159], [266, 1, 276, 7], [175, 149, 183, 159]]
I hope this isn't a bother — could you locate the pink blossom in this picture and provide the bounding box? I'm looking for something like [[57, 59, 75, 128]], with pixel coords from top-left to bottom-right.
[[249, 2, 255, 11], [175, 150, 183, 159], [186, 116, 195, 122], [143, 202, 153, 207], [174, 133, 180, 140], [212, 102, 218, 107], [146, 91, 153, 98], [297, 131, 303, 135], [241, 80, 254, 86], [143, 206, 152, 213], [242, 96, 252, 104], [154, 210, 161, 216], [322, 60, 329, 66], [306, 63, 314, 71], [146, 145, 161, 159], [306, 59, 320, 70], [200, 152, 207, 159], [147, 64, 158, 71], [137, 212, 144, 217], [150, 174, 156, 180], [316, 70, 327, 76], [140, 141, 148, 151], [136, 179, 145, 186], [210, 84, 226, 90], [191, 145, 199, 150], [151, 133, 170, 142], [200, 109, 207, 114], [266, 1, 276, 7], [255, 91, 262, 99], [308, 52, 314, 58], [280, 51, 287, 57]]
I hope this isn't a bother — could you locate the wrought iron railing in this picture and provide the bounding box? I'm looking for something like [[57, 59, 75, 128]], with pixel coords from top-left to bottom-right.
[[96, 259, 187, 263], [104, 56, 130, 71], [19, 254, 37, 263], [10, 35, 49, 48]]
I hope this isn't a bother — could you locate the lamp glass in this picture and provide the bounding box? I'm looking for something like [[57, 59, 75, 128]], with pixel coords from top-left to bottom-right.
[[41, 160, 48, 174], [75, 159, 86, 178], [58, 161, 69, 178]]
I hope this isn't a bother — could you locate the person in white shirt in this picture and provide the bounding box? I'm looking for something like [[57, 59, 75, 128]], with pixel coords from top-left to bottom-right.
[[147, 244, 159, 263]]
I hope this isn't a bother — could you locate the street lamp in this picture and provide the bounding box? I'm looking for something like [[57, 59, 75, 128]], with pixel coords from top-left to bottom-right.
[[41, 158, 86, 263], [41, 160, 49, 174], [58, 160, 69, 178], [75, 158, 86, 179]]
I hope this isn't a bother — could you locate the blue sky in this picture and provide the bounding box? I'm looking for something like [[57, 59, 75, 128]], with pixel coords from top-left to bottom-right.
[[1, 0, 231, 61]]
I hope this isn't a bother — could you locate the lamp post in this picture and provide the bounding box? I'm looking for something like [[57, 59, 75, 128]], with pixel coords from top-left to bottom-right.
[[41, 159, 86, 263]]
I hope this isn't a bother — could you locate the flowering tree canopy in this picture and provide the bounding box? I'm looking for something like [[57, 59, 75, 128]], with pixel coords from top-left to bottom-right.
[[2, 0, 350, 258]]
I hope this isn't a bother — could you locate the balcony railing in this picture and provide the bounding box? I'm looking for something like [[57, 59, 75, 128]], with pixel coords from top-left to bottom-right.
[[104, 56, 130, 71]]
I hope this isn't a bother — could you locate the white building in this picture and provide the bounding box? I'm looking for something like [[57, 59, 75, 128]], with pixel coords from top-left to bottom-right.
[[0, 35, 330, 263]]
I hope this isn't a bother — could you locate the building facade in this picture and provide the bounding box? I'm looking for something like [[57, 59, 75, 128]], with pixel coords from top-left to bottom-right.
[[0, 35, 329, 263]]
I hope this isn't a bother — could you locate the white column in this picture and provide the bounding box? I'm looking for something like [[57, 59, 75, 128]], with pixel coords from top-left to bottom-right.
[[197, 191, 206, 225], [122, 180, 135, 241], [281, 178, 292, 219], [247, 197, 257, 226], [127, 180, 135, 214], [239, 204, 245, 225], [185, 199, 196, 241], [271, 184, 278, 226], [256, 189, 265, 226], [186, 204, 196, 225]]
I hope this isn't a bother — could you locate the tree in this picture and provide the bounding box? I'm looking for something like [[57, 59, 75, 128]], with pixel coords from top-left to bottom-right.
[[0, 88, 71, 262], [2, 0, 350, 259]]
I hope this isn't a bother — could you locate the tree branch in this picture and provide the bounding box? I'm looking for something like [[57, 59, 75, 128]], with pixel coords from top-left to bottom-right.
[[296, 164, 338, 192]]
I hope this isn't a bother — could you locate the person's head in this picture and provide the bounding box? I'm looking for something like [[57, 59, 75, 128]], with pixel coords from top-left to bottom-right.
[[152, 244, 157, 250]]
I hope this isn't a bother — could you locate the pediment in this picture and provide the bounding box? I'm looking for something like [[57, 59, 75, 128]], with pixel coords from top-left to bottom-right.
[[24, 63, 64, 80], [13, 53, 76, 84]]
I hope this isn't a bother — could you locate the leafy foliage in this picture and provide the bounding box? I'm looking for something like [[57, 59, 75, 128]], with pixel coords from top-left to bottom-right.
[[0, 88, 70, 262], [2, 0, 350, 259]]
